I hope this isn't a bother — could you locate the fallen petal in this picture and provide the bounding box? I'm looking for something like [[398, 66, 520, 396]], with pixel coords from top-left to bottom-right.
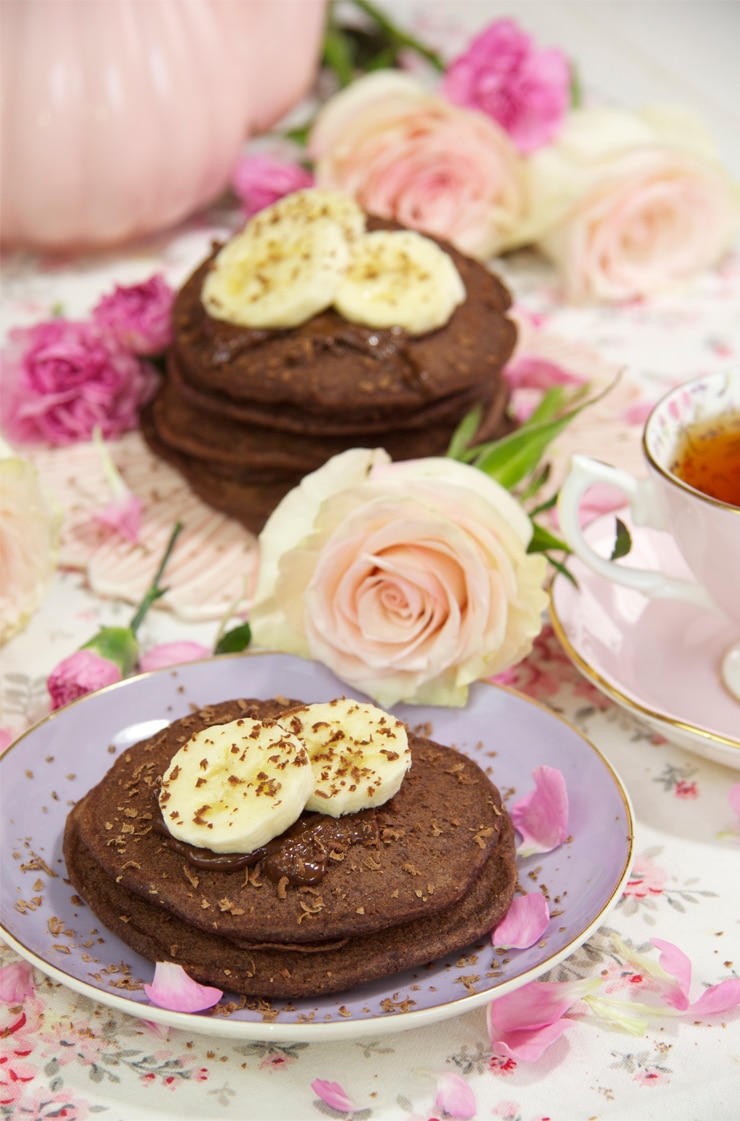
[[138, 641, 211, 672], [92, 493, 144, 544], [144, 961, 222, 1013], [434, 1071, 477, 1119], [729, 782, 740, 823], [311, 1080, 358, 1113], [0, 960, 35, 1003], [488, 1016, 573, 1062], [511, 766, 569, 856], [688, 977, 740, 1017], [651, 938, 693, 1010], [492, 892, 550, 949]]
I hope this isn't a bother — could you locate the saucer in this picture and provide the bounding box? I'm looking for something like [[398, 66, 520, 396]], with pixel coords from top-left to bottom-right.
[[550, 511, 740, 770]]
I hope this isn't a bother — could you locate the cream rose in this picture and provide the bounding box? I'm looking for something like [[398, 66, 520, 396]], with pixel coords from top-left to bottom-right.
[[517, 105, 739, 300], [249, 449, 548, 708], [308, 70, 528, 260], [0, 439, 61, 644]]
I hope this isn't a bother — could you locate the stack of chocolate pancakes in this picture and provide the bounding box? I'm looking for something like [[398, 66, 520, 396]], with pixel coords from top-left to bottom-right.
[[63, 697, 518, 1000], [141, 219, 517, 534]]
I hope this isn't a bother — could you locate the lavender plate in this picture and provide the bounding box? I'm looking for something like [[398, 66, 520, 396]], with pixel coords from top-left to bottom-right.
[[0, 652, 633, 1042]]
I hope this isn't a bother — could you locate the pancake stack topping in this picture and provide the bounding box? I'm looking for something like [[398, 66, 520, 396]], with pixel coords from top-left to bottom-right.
[[158, 697, 411, 853]]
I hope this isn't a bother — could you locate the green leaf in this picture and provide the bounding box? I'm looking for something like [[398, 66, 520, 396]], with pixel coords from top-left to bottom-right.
[[522, 385, 575, 428], [570, 60, 582, 108], [545, 554, 578, 585], [518, 461, 551, 503], [610, 517, 632, 560], [527, 521, 572, 556], [352, 0, 445, 71], [471, 410, 581, 490], [446, 404, 484, 462], [214, 623, 252, 655], [82, 627, 139, 676], [322, 25, 356, 87], [465, 376, 621, 491]]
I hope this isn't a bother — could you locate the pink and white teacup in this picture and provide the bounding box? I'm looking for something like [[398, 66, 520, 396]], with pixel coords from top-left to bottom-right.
[[558, 372, 740, 702]]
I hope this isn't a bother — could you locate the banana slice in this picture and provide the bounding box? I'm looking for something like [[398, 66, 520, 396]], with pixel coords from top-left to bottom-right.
[[158, 717, 314, 853], [202, 215, 350, 329], [248, 187, 367, 245], [333, 229, 466, 335], [280, 698, 411, 818]]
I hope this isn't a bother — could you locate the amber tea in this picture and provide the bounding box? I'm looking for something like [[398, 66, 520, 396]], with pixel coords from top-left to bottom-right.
[[672, 410, 740, 508]]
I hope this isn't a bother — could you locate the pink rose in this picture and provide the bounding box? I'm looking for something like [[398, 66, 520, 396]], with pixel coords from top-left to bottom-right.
[[92, 273, 175, 355], [523, 106, 740, 301], [47, 648, 122, 710], [442, 19, 571, 154], [309, 71, 527, 260], [250, 449, 547, 708], [0, 318, 157, 446], [232, 153, 314, 219]]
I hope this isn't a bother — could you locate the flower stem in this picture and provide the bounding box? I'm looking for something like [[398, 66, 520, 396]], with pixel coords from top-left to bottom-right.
[[129, 521, 183, 634], [352, 0, 445, 71]]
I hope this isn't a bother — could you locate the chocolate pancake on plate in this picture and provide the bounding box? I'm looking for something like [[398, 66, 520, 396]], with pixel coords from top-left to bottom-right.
[[63, 698, 518, 999]]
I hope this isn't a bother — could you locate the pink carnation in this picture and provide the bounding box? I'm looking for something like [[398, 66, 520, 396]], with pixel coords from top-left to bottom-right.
[[92, 273, 175, 355], [47, 648, 122, 710], [0, 319, 157, 446], [232, 153, 314, 219], [442, 19, 570, 154]]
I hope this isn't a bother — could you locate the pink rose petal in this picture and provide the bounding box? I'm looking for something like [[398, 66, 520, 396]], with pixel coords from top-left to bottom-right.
[[492, 891, 550, 949], [434, 1071, 476, 1119], [487, 977, 599, 1062], [92, 493, 144, 544], [144, 961, 222, 1013], [47, 648, 122, 710], [0, 960, 35, 1003], [729, 782, 740, 823], [138, 641, 211, 673], [510, 765, 569, 856], [651, 938, 693, 1010], [652, 938, 740, 1016], [311, 1080, 358, 1113]]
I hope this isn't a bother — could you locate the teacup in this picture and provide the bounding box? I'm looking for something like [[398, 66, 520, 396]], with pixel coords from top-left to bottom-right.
[[558, 371, 740, 703]]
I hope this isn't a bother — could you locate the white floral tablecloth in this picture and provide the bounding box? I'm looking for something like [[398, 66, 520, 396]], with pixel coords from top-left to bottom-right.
[[2, 3, 740, 1120]]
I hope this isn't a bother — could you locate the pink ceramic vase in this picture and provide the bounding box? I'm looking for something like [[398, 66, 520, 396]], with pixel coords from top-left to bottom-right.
[[0, 0, 326, 251]]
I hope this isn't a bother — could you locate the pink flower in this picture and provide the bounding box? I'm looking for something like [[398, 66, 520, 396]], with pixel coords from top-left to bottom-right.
[[250, 449, 547, 708], [92, 273, 175, 355], [0, 318, 157, 446], [144, 961, 222, 1013], [0, 960, 34, 1003], [0, 728, 14, 755], [510, 766, 569, 857], [434, 1071, 476, 1119], [232, 153, 314, 219], [47, 648, 123, 710], [309, 71, 527, 260], [525, 106, 739, 301], [492, 891, 550, 949], [311, 1079, 358, 1113], [138, 641, 211, 672], [487, 977, 600, 1062], [442, 19, 570, 154]]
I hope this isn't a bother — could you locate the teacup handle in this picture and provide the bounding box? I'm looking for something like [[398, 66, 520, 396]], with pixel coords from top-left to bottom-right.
[[558, 454, 718, 612]]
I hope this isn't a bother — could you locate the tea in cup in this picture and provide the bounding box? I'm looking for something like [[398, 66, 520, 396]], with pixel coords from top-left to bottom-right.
[[558, 372, 740, 702]]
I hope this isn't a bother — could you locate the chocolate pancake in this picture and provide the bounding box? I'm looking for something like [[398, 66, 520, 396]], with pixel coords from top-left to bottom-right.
[[64, 808, 515, 998], [63, 697, 518, 998], [171, 230, 516, 416], [150, 373, 511, 478], [142, 212, 517, 533]]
